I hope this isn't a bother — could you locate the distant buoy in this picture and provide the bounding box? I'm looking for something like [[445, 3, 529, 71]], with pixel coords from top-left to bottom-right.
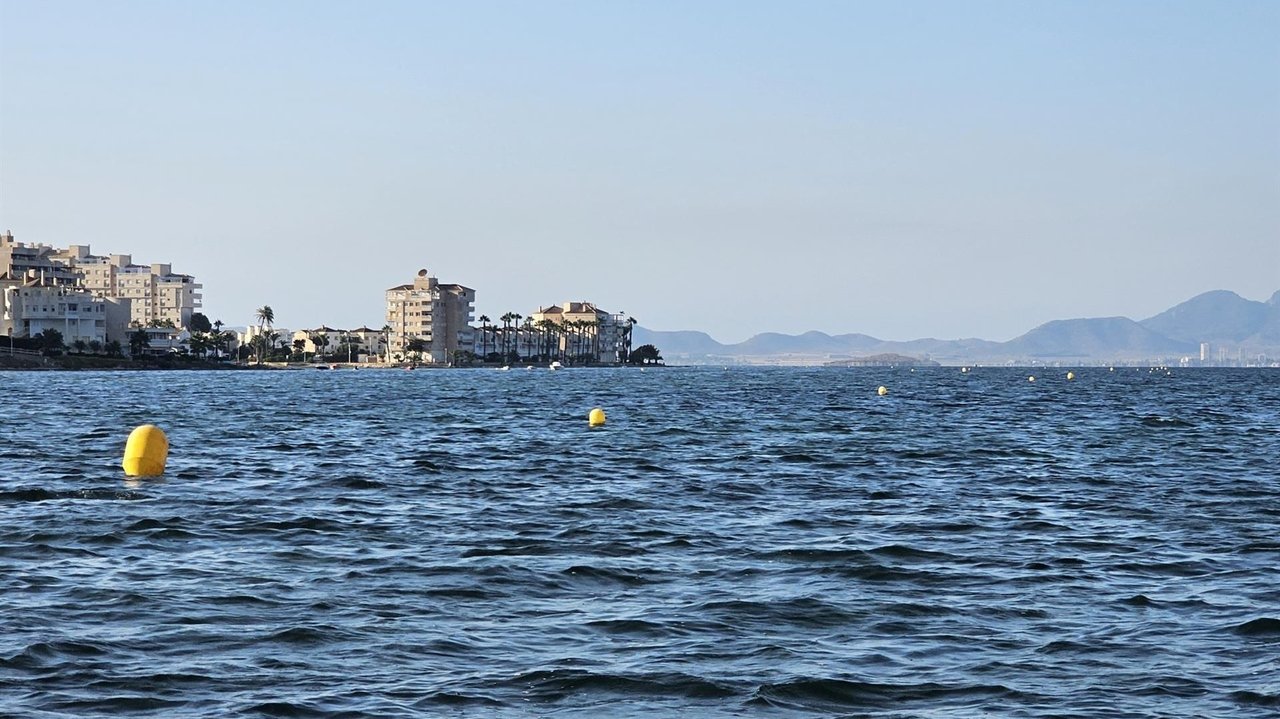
[[122, 424, 168, 477], [1028, 375, 1036, 382], [877, 385, 889, 396], [1066, 371, 1075, 381], [588, 407, 606, 427]]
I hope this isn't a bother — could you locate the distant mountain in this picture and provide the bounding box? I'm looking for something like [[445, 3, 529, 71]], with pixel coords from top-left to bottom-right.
[[1139, 290, 1274, 344], [733, 331, 881, 355], [635, 289, 1280, 364], [1003, 317, 1194, 358], [632, 327, 726, 355]]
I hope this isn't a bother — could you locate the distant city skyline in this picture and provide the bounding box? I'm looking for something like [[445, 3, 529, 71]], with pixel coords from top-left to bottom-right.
[[2, 1, 1276, 343]]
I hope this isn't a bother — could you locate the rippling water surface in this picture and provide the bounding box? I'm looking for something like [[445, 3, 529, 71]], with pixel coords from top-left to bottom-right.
[[2, 366, 1278, 717]]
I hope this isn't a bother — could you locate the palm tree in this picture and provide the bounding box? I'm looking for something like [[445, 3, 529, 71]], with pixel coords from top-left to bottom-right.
[[188, 332, 211, 359], [499, 312, 515, 360], [582, 318, 599, 364], [501, 312, 517, 360], [128, 328, 150, 357], [381, 324, 392, 364], [212, 319, 225, 359], [478, 314, 491, 361], [253, 306, 274, 365], [623, 316, 637, 364], [521, 317, 534, 361], [72, 339, 88, 354], [310, 331, 331, 362]]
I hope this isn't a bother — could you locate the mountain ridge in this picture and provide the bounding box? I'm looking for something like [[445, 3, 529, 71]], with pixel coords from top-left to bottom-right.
[[634, 289, 1280, 364]]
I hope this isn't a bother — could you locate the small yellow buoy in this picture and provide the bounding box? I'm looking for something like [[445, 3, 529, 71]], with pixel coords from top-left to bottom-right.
[[1028, 375, 1036, 382], [122, 424, 168, 477], [588, 407, 606, 427], [877, 385, 888, 396], [1066, 371, 1075, 381]]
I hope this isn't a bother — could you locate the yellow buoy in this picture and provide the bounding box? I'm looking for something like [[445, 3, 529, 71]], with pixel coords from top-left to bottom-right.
[[588, 407, 606, 427], [1066, 371, 1075, 381], [877, 385, 888, 396], [122, 424, 168, 477], [1028, 375, 1036, 382]]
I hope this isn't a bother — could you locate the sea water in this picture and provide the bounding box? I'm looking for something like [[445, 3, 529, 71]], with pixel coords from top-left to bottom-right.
[[1, 367, 1278, 717]]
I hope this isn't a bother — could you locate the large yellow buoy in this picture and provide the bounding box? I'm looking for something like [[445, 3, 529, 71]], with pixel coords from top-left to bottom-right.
[[1066, 371, 1075, 381], [588, 407, 606, 427], [877, 385, 889, 396], [122, 424, 168, 477]]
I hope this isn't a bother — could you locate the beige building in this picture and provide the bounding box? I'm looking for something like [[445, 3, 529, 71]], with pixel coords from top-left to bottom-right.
[[56, 245, 202, 329], [1, 231, 80, 286], [348, 326, 388, 362], [526, 301, 627, 364], [386, 269, 475, 364]]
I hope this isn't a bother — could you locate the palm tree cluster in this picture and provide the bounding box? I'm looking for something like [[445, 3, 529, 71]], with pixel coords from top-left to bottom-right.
[[472, 314, 628, 366]]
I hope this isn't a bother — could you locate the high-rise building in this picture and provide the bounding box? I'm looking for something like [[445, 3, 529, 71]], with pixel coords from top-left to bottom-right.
[[56, 245, 202, 329], [385, 269, 475, 364]]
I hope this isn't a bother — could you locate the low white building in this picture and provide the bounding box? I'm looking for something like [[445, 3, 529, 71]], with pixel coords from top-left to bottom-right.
[[1, 276, 130, 346]]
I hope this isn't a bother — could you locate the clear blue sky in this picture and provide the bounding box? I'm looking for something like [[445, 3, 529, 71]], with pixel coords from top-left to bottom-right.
[[2, 1, 1276, 342]]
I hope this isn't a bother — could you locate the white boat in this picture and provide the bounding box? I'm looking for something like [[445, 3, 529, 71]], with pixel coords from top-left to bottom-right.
[[549, 361, 562, 370]]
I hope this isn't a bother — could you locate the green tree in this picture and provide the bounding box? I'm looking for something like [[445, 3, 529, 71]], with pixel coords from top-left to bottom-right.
[[188, 332, 212, 359], [255, 306, 274, 329], [129, 328, 150, 357], [310, 331, 330, 361], [621, 316, 637, 363], [251, 307, 274, 365], [406, 337, 428, 364], [72, 339, 88, 354], [629, 343, 662, 365], [499, 312, 515, 359], [88, 339, 103, 354], [478, 314, 491, 361], [189, 312, 213, 333], [105, 339, 123, 357], [36, 328, 64, 355], [509, 313, 523, 362]]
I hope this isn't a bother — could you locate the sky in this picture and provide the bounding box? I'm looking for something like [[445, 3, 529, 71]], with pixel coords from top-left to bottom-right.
[[1, 1, 1276, 342]]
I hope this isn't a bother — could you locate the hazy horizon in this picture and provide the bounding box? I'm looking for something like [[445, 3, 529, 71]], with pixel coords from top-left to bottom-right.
[[2, 1, 1276, 344]]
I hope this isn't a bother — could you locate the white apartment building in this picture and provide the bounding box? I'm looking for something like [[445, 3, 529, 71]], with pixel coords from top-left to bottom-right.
[[386, 269, 475, 364], [0, 278, 130, 345]]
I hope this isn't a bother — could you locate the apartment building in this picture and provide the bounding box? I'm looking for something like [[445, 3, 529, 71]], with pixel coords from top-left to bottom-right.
[[56, 245, 203, 329], [0, 231, 80, 286], [386, 269, 475, 364], [0, 276, 130, 345], [528, 301, 627, 363]]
